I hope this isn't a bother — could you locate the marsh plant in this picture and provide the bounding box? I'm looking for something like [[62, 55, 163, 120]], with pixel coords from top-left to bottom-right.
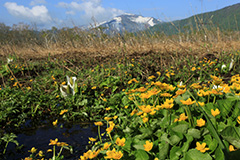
[[60, 76, 78, 98]]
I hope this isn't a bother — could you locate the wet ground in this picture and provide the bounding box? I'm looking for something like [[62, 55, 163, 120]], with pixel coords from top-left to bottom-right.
[[2, 121, 101, 160]]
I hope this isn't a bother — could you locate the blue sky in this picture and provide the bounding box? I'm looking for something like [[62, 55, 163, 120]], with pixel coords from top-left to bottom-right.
[[0, 0, 239, 29]]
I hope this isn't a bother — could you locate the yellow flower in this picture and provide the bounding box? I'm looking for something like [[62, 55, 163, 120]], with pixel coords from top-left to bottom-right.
[[60, 109, 68, 115], [52, 119, 58, 126], [211, 108, 220, 117], [57, 142, 69, 147], [166, 73, 170, 78], [94, 121, 103, 126], [197, 102, 205, 107], [38, 150, 44, 157], [196, 142, 209, 153], [105, 148, 123, 159], [178, 113, 188, 121], [116, 137, 126, 147], [157, 72, 161, 76], [49, 138, 58, 145], [102, 142, 111, 150], [180, 98, 196, 105], [106, 121, 115, 134], [130, 109, 138, 116], [150, 110, 156, 115], [103, 98, 107, 102], [196, 118, 206, 127], [190, 83, 202, 89], [89, 137, 97, 142], [79, 155, 87, 160], [142, 117, 149, 123], [144, 141, 153, 151], [191, 67, 196, 71], [92, 86, 96, 89], [160, 93, 172, 97], [210, 75, 222, 85], [113, 115, 118, 119], [106, 107, 111, 111], [29, 147, 37, 153], [124, 106, 128, 109], [174, 88, 186, 97], [47, 149, 52, 152], [140, 105, 152, 113], [84, 149, 101, 159], [26, 87, 31, 90], [148, 75, 156, 80], [237, 116, 240, 124], [104, 117, 112, 121], [229, 145, 236, 152]]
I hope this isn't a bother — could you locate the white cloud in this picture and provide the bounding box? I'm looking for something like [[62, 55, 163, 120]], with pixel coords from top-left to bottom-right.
[[30, 0, 46, 6], [58, 0, 124, 24], [4, 2, 52, 25]]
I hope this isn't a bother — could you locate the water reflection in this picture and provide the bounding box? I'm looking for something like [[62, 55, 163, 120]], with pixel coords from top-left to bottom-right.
[[4, 122, 99, 160]]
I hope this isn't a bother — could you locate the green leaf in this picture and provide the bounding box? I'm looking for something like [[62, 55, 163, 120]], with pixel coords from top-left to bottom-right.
[[215, 146, 225, 160], [185, 149, 212, 160], [170, 146, 182, 160], [112, 86, 118, 93], [232, 101, 240, 118], [169, 134, 182, 145], [216, 99, 233, 117], [133, 140, 146, 150], [123, 137, 132, 153], [181, 135, 193, 153], [187, 128, 201, 139], [135, 149, 149, 160], [158, 141, 169, 160], [221, 126, 240, 148], [172, 123, 189, 134], [204, 135, 218, 153]]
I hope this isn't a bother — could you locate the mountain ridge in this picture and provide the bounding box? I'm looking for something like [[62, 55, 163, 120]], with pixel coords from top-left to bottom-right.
[[95, 13, 161, 34], [150, 3, 240, 35]]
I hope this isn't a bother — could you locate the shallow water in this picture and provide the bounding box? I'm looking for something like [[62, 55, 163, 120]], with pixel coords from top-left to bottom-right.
[[3, 121, 100, 160]]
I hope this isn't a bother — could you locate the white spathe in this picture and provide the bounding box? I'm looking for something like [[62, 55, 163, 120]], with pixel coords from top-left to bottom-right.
[[60, 76, 77, 98], [66, 75, 77, 96], [221, 64, 226, 70], [60, 85, 69, 98], [229, 58, 234, 71]]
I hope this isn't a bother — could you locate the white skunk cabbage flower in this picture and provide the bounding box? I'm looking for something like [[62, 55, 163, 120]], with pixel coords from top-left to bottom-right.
[[60, 76, 78, 98], [60, 85, 69, 98], [212, 85, 219, 90], [179, 81, 183, 86], [221, 64, 226, 70], [229, 58, 234, 71], [66, 76, 77, 96], [7, 58, 13, 64]]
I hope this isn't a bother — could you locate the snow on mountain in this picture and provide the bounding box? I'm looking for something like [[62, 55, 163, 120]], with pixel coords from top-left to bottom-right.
[[96, 13, 161, 34], [130, 16, 156, 26]]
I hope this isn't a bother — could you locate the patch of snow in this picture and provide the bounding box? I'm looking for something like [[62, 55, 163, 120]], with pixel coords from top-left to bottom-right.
[[113, 17, 122, 23], [95, 21, 107, 27], [148, 18, 155, 26], [130, 16, 151, 24]]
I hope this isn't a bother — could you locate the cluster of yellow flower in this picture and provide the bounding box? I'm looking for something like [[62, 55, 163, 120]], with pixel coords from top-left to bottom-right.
[[127, 78, 139, 84], [79, 137, 125, 159]]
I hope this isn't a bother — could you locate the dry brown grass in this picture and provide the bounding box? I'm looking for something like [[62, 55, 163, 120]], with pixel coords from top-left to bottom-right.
[[1, 28, 240, 61]]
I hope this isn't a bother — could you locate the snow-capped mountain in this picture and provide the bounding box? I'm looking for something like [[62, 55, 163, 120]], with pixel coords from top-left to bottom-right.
[[96, 13, 161, 34]]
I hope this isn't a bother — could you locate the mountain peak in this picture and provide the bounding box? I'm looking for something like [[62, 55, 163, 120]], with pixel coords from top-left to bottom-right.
[[97, 14, 161, 34]]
